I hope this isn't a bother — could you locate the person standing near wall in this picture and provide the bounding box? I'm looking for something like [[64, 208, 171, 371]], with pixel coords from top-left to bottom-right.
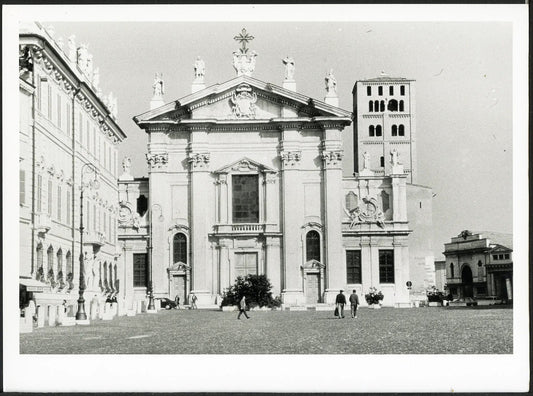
[[335, 290, 346, 319], [237, 295, 250, 320], [349, 290, 359, 319]]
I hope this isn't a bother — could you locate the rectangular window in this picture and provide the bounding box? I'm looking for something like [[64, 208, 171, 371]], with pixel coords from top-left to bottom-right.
[[56, 94, 62, 129], [86, 120, 90, 149], [20, 170, 26, 205], [504, 253, 510, 259], [400, 85, 405, 96], [492, 254, 498, 260], [367, 86, 371, 96], [57, 185, 62, 222], [47, 180, 53, 216], [36, 75, 42, 110], [66, 103, 71, 136], [378, 86, 383, 96], [232, 174, 259, 223], [346, 250, 362, 284], [37, 175, 43, 212], [66, 190, 71, 225], [380, 156, 385, 167], [379, 250, 395, 283], [47, 85, 53, 120], [133, 253, 148, 287], [389, 86, 394, 95]]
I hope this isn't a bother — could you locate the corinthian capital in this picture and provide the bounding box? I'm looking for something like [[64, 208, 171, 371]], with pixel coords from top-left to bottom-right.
[[321, 150, 343, 168], [188, 152, 210, 170], [280, 151, 301, 169], [146, 152, 169, 170]]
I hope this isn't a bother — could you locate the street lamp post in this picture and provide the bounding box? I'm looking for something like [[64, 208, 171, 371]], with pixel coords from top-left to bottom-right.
[[147, 203, 164, 311], [76, 163, 99, 321]]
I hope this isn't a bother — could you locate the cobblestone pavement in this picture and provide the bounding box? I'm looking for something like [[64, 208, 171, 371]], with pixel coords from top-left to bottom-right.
[[20, 306, 513, 354]]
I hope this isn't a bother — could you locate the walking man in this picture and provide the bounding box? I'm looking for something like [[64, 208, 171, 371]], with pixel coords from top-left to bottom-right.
[[335, 290, 346, 319], [175, 295, 181, 310], [190, 293, 197, 309], [237, 295, 250, 319], [349, 289, 359, 318]]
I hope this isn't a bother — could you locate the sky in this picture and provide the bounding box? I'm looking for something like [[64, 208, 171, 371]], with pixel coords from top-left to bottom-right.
[[46, 20, 513, 259]]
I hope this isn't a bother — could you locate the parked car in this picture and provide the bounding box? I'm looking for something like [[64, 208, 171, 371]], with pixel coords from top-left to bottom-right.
[[156, 297, 177, 309]]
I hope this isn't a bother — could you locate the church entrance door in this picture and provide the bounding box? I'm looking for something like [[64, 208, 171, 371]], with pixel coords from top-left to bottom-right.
[[234, 252, 258, 279], [305, 273, 320, 304], [461, 265, 474, 298], [171, 275, 186, 305]]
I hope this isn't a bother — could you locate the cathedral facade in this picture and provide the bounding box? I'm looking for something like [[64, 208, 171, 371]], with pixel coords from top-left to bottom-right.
[[118, 31, 434, 308]]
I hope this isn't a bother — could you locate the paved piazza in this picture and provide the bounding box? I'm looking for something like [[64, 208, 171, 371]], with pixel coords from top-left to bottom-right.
[[20, 307, 512, 354]]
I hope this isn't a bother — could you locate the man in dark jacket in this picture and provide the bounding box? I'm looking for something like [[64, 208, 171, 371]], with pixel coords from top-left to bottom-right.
[[349, 289, 359, 318], [335, 290, 346, 319]]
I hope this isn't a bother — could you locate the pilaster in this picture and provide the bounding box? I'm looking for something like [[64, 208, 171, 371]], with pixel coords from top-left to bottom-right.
[[280, 126, 304, 305], [188, 129, 211, 304]]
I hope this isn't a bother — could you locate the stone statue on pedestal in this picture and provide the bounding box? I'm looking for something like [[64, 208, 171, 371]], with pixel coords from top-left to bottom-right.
[[92, 67, 100, 90], [77, 44, 89, 73], [152, 73, 164, 98], [122, 157, 131, 175], [282, 56, 295, 80], [67, 35, 77, 62], [363, 151, 371, 170], [86, 53, 94, 78], [325, 69, 337, 96], [390, 149, 400, 166], [194, 56, 205, 81]]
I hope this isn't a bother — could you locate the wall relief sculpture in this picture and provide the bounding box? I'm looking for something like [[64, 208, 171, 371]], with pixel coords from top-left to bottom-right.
[[344, 195, 385, 228]]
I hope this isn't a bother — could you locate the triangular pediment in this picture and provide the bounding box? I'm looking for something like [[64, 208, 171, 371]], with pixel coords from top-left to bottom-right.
[[214, 157, 276, 174], [133, 75, 352, 126]]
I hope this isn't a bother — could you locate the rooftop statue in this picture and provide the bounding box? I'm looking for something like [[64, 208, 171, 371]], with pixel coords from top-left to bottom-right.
[[67, 35, 76, 62], [282, 56, 295, 81], [194, 56, 205, 81], [152, 72, 164, 98], [325, 69, 337, 96]]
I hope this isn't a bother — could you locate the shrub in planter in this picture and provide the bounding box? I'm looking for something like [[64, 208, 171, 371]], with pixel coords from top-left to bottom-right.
[[365, 287, 384, 305], [221, 274, 281, 308]]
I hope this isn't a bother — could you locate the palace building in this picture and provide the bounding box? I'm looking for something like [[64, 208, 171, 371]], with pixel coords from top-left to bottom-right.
[[117, 29, 434, 308], [19, 22, 127, 323]]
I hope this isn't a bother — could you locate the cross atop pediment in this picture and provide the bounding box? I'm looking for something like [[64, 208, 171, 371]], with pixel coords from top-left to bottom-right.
[[234, 28, 254, 53]]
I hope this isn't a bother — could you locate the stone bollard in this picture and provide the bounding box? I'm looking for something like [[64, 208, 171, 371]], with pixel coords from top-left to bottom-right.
[[36, 306, 45, 328], [47, 305, 56, 327]]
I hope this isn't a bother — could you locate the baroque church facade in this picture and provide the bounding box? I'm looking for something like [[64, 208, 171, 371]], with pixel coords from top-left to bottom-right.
[[118, 30, 434, 308]]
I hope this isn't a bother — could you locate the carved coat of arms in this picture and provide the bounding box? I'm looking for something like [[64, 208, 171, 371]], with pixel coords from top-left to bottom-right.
[[230, 84, 257, 119]]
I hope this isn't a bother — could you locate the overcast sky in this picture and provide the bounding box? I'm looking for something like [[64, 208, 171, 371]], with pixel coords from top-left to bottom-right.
[[49, 20, 513, 259]]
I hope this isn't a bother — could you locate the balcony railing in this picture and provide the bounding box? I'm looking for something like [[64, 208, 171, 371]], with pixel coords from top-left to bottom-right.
[[34, 212, 52, 233], [84, 230, 106, 246], [212, 223, 278, 234]]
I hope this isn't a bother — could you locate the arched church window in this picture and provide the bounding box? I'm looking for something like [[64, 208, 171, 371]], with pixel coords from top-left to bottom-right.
[[380, 101, 385, 112], [369, 125, 375, 137], [380, 156, 385, 167], [374, 100, 379, 111], [391, 125, 398, 136], [380, 190, 390, 213], [450, 263, 454, 278], [137, 195, 148, 217], [389, 86, 394, 95], [387, 99, 398, 112], [47, 246, 55, 286], [399, 100, 405, 111], [378, 86, 383, 96], [399, 125, 405, 136], [376, 125, 382, 136], [173, 233, 187, 264], [400, 85, 405, 95], [368, 101, 373, 112], [57, 249, 64, 287], [367, 86, 372, 96], [306, 230, 320, 262]]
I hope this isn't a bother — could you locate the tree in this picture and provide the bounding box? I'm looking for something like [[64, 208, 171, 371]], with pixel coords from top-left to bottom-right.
[[221, 274, 281, 308]]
